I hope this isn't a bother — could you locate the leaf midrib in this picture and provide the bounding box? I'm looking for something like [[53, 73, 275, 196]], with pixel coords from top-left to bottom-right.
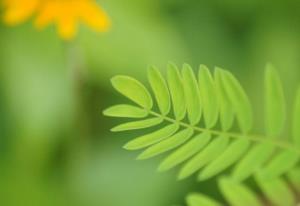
[[148, 110, 300, 155]]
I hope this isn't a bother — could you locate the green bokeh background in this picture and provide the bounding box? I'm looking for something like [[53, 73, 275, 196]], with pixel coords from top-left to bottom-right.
[[0, 0, 300, 205]]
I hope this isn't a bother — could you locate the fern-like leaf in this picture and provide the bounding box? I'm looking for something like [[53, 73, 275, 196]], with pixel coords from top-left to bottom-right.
[[104, 63, 300, 206]]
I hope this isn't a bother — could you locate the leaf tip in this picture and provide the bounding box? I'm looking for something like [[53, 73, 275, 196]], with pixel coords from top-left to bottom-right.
[[110, 75, 123, 86], [182, 63, 192, 71], [122, 142, 133, 150], [265, 62, 275, 71], [177, 170, 189, 181], [167, 61, 177, 66], [199, 64, 209, 71], [147, 65, 157, 72], [136, 152, 150, 160], [157, 166, 166, 173], [197, 172, 209, 182], [110, 126, 119, 132], [102, 108, 109, 116], [157, 160, 172, 172], [136, 155, 146, 160]]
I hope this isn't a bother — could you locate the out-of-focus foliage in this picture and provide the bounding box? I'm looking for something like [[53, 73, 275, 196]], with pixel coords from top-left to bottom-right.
[[0, 0, 300, 205]]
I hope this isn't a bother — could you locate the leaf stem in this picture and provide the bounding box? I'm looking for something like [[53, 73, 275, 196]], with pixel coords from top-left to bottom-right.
[[148, 111, 300, 155]]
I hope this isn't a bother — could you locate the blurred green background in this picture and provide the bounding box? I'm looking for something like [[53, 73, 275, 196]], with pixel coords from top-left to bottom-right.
[[1, 0, 300, 205]]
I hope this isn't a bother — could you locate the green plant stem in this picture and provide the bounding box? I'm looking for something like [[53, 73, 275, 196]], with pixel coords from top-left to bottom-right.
[[148, 111, 300, 155]]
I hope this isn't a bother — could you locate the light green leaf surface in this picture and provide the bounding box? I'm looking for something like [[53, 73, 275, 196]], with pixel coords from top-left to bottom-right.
[[265, 64, 286, 137], [178, 136, 228, 180], [182, 64, 202, 125], [137, 128, 193, 160], [158, 132, 211, 172], [123, 123, 179, 150], [219, 177, 262, 206], [186, 193, 222, 206], [199, 139, 250, 181], [259, 150, 299, 180], [221, 69, 253, 133], [199, 65, 218, 128], [293, 87, 300, 147], [103, 104, 148, 118], [167, 63, 186, 120], [214, 68, 234, 131], [111, 117, 163, 132], [148, 66, 170, 115], [256, 175, 295, 206], [232, 143, 275, 181], [111, 75, 153, 109]]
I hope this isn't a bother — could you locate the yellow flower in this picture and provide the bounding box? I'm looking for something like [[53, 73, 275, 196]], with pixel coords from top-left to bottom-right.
[[3, 0, 111, 39]]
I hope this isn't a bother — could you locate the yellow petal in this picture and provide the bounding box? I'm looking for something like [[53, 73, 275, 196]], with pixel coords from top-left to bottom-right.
[[79, 1, 111, 32], [3, 0, 39, 25], [34, 3, 57, 29], [56, 7, 78, 40], [3, 0, 111, 40]]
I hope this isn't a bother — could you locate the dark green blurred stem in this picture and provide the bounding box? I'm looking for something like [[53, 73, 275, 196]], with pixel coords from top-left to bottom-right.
[[65, 41, 91, 162]]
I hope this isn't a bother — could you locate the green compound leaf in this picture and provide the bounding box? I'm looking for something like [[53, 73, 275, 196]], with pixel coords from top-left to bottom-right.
[[105, 63, 300, 206], [199, 65, 219, 128], [293, 87, 300, 148], [219, 177, 262, 206], [123, 123, 179, 150], [148, 66, 171, 115], [167, 63, 186, 120], [178, 136, 229, 180], [265, 64, 286, 137], [111, 75, 153, 109], [158, 132, 211, 172], [137, 128, 193, 160], [221, 69, 253, 133], [182, 64, 202, 125], [103, 104, 148, 118], [255, 174, 296, 206], [186, 193, 222, 206], [232, 143, 275, 181], [199, 139, 250, 181], [111, 117, 163, 132]]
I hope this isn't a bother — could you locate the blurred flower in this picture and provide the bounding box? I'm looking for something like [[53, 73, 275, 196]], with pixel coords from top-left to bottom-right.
[[3, 0, 111, 39]]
